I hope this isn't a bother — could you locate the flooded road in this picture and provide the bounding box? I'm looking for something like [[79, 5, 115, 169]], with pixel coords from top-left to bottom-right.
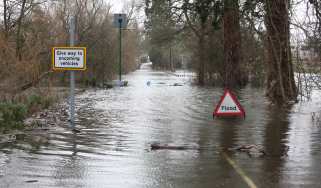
[[1, 63, 321, 188]]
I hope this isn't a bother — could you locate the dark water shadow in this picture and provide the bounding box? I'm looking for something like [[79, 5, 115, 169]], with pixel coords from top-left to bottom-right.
[[260, 105, 292, 187]]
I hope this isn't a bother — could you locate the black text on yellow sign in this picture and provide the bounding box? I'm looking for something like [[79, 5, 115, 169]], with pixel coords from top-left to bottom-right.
[[52, 47, 86, 71]]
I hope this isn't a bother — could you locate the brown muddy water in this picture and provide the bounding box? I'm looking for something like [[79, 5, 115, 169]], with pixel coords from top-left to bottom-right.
[[1, 63, 321, 188]]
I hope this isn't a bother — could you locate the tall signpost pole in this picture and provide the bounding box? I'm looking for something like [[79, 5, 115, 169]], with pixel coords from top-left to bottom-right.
[[119, 19, 122, 82], [113, 14, 127, 85], [69, 16, 75, 130], [52, 18, 86, 132]]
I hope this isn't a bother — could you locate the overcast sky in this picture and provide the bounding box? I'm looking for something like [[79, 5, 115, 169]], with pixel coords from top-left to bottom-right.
[[107, 0, 145, 27], [108, 0, 126, 13]]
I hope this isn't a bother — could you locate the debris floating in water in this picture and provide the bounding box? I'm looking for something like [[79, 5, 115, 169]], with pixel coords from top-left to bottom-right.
[[234, 144, 266, 157], [150, 143, 189, 150], [25, 180, 38, 183]]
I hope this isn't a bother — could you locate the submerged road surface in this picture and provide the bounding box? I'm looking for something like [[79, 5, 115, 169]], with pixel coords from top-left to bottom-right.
[[1, 63, 321, 188]]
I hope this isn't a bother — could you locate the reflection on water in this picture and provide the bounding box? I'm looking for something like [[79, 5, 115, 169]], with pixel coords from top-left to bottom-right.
[[1, 63, 321, 188]]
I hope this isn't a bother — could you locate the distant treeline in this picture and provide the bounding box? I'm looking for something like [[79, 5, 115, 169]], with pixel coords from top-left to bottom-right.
[[144, 0, 321, 104]]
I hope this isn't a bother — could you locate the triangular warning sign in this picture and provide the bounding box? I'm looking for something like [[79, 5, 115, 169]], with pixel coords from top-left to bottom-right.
[[213, 89, 245, 117]]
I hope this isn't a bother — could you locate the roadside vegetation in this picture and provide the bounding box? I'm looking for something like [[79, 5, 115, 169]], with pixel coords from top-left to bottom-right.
[[0, 0, 143, 132]]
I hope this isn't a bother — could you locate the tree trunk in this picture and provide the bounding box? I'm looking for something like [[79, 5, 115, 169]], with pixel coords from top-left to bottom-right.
[[16, 0, 27, 61], [265, 0, 297, 104], [3, 0, 8, 39], [183, 1, 208, 86], [223, 0, 247, 88], [198, 24, 206, 85]]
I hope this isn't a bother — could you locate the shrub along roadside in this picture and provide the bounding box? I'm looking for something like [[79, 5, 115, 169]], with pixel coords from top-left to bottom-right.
[[0, 102, 27, 132], [26, 94, 55, 115], [0, 93, 57, 133]]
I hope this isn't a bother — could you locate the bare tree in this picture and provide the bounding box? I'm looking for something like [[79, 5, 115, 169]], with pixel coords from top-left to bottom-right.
[[264, 0, 297, 104], [16, 0, 27, 60], [223, 0, 248, 88], [182, 0, 215, 85]]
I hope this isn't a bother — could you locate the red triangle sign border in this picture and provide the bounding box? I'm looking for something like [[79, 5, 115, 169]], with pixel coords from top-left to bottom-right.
[[213, 89, 245, 117]]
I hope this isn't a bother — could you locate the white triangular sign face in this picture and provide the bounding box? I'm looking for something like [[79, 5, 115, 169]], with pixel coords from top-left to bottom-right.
[[216, 92, 241, 113], [213, 89, 245, 117]]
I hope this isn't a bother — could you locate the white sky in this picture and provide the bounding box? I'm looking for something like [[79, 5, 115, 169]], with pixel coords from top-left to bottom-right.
[[106, 0, 145, 26], [107, 0, 126, 13]]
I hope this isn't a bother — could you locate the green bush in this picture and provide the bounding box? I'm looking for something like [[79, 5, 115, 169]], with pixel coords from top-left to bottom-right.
[[0, 102, 27, 129], [26, 94, 54, 113], [27, 94, 42, 108]]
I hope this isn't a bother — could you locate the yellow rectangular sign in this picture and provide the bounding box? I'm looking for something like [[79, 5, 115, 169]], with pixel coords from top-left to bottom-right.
[[52, 47, 86, 71]]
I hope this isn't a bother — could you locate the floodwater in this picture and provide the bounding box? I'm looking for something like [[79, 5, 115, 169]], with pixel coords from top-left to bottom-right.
[[1, 63, 321, 188]]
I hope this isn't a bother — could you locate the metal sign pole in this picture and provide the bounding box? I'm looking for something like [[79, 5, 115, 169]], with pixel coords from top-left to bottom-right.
[[69, 16, 75, 129], [119, 20, 122, 82], [113, 14, 127, 85]]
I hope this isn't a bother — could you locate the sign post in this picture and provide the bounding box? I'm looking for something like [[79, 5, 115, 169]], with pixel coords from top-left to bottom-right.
[[119, 21, 122, 81], [69, 17, 76, 130], [52, 16, 86, 131], [113, 14, 127, 83]]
